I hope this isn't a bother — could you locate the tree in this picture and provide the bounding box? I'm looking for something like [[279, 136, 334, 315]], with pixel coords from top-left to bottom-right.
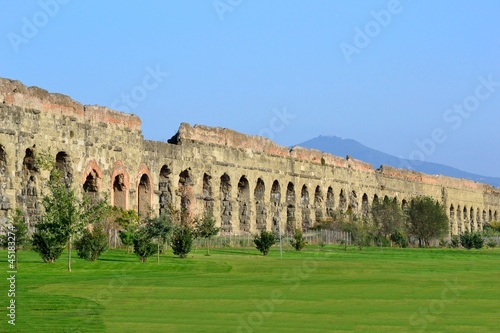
[[119, 225, 136, 253], [407, 196, 449, 247], [32, 222, 66, 263], [289, 228, 307, 251], [170, 224, 194, 258], [254, 230, 277, 255], [74, 226, 108, 261], [33, 152, 108, 270], [144, 214, 173, 263], [195, 213, 220, 255], [371, 196, 406, 244], [133, 227, 156, 262]]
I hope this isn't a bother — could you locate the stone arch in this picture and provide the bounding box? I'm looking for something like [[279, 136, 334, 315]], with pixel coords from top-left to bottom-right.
[[469, 207, 475, 231], [20, 147, 40, 228], [202, 173, 214, 216], [348, 190, 358, 212], [476, 208, 481, 231], [137, 172, 152, 219], [449, 204, 455, 234], [326, 186, 334, 218], [489, 209, 492, 222], [457, 205, 462, 234], [401, 199, 408, 211], [270, 180, 281, 232], [286, 182, 296, 231], [55, 151, 73, 185], [463, 206, 468, 231], [300, 185, 311, 230], [495, 211, 498, 221], [178, 169, 194, 221], [158, 165, 172, 216], [111, 161, 129, 211], [373, 194, 379, 204], [83, 169, 100, 203], [254, 178, 266, 230], [314, 186, 323, 222], [339, 189, 347, 211], [220, 173, 232, 233], [237, 176, 251, 233], [361, 193, 369, 217]]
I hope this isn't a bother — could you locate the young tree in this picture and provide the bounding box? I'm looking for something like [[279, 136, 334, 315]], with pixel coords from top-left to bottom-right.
[[195, 213, 220, 255], [289, 228, 307, 251], [119, 225, 136, 253], [133, 227, 156, 262], [371, 196, 405, 244], [254, 230, 277, 255], [74, 226, 108, 261], [170, 224, 194, 258], [407, 196, 449, 247], [32, 221, 67, 263], [144, 214, 173, 263]]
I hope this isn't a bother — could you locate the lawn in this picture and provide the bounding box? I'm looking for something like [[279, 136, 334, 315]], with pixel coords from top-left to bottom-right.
[[1, 246, 499, 333]]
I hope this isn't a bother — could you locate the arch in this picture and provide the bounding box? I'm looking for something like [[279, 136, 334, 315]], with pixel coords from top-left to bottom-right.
[[159, 165, 172, 216], [0, 144, 6, 170], [457, 205, 462, 234], [483, 209, 487, 226], [495, 211, 498, 221], [83, 169, 100, 203], [314, 186, 323, 222], [21, 147, 40, 228], [137, 173, 152, 219], [202, 173, 213, 216], [300, 185, 311, 230], [111, 161, 129, 210], [178, 169, 193, 222], [254, 178, 267, 230], [489, 209, 493, 222], [348, 190, 358, 212], [361, 193, 369, 217], [449, 204, 455, 235], [237, 176, 251, 233], [339, 189, 347, 211], [270, 180, 281, 232], [286, 182, 296, 231], [401, 199, 408, 210], [326, 186, 334, 218], [463, 206, 468, 231], [55, 151, 73, 185], [476, 208, 481, 231], [220, 173, 232, 233], [470, 207, 475, 231]]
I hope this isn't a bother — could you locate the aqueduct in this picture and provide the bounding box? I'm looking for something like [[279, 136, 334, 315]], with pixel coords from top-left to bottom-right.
[[1, 77, 499, 235]]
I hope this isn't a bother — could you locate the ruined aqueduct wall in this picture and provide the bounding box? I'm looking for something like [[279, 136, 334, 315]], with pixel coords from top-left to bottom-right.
[[1, 77, 499, 235]]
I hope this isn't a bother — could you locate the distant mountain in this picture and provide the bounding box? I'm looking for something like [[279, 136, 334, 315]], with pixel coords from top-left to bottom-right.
[[296, 135, 500, 188]]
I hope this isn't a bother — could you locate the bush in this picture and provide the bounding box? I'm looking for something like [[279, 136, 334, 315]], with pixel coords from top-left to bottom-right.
[[119, 226, 136, 253], [74, 226, 108, 261], [460, 231, 484, 250], [133, 229, 156, 262], [289, 229, 307, 251], [170, 224, 194, 258], [486, 240, 497, 249], [390, 230, 408, 248], [450, 235, 460, 248], [254, 230, 277, 256], [32, 223, 66, 263]]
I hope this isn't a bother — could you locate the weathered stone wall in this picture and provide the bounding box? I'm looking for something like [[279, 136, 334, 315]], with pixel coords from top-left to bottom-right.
[[1, 77, 499, 235]]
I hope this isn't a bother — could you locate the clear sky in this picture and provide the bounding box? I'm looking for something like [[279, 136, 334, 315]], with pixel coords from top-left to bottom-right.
[[1, 0, 499, 177]]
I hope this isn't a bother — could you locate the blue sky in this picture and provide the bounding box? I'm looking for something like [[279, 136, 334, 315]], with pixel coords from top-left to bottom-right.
[[1, 0, 499, 177]]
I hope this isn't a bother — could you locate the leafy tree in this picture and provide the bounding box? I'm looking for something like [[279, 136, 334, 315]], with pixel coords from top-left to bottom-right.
[[74, 226, 108, 261], [407, 196, 449, 247], [32, 222, 66, 263], [254, 230, 277, 255], [133, 227, 156, 262], [116, 209, 140, 228], [195, 214, 220, 255], [390, 230, 408, 248], [34, 152, 108, 271], [289, 228, 307, 251], [144, 214, 173, 263], [170, 224, 194, 258], [119, 225, 136, 253], [6, 209, 30, 269], [371, 196, 405, 244]]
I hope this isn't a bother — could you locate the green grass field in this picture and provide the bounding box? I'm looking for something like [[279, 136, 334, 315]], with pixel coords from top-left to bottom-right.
[[1, 246, 499, 333]]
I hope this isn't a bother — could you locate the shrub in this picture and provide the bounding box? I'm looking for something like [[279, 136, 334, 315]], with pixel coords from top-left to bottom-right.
[[119, 226, 136, 253], [390, 230, 408, 248], [486, 240, 497, 249], [170, 224, 194, 258], [74, 226, 108, 261], [289, 228, 307, 251], [32, 223, 66, 263], [450, 235, 460, 248], [460, 231, 484, 250], [254, 230, 277, 256], [133, 229, 156, 262]]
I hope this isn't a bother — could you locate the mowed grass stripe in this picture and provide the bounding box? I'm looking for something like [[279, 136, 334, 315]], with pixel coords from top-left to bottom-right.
[[1, 246, 499, 332]]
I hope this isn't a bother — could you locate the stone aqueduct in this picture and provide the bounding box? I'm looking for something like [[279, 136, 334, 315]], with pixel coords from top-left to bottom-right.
[[1, 77, 499, 235]]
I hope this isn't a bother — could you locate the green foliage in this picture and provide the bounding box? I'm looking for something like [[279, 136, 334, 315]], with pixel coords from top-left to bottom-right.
[[289, 228, 307, 251], [74, 226, 108, 261], [144, 214, 173, 262], [371, 196, 405, 240], [390, 230, 408, 248], [119, 226, 136, 253], [450, 235, 460, 248], [460, 231, 484, 250], [115, 209, 140, 228], [31, 222, 66, 263], [133, 228, 156, 262], [253, 230, 277, 255], [486, 239, 497, 249], [195, 214, 220, 255], [170, 224, 194, 258], [407, 196, 449, 247]]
